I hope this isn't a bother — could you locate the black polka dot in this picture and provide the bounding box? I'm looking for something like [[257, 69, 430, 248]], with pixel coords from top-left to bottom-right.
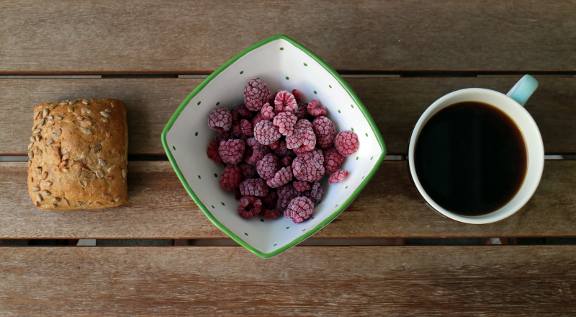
[[216, 101, 220, 106], [260, 218, 264, 222], [197, 175, 201, 179], [244, 232, 248, 236], [197, 101, 201, 106], [172, 145, 176, 150], [221, 202, 225, 206], [194, 131, 198, 136], [213, 173, 218, 178], [240, 70, 244, 74]]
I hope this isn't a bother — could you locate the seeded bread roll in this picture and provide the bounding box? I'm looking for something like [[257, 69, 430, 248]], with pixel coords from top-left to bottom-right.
[[27, 99, 128, 210]]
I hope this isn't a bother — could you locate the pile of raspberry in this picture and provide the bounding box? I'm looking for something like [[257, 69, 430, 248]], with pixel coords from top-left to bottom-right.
[[207, 78, 359, 224]]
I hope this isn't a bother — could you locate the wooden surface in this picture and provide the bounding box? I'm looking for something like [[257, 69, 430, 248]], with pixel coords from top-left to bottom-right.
[[1, 1, 576, 73], [1, 246, 575, 316], [1, 160, 574, 239], [1, 76, 575, 156]]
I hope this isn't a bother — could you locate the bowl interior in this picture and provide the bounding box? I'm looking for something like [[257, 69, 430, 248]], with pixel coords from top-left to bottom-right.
[[163, 36, 385, 257]]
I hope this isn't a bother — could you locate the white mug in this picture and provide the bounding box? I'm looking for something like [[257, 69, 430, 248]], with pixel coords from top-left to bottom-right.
[[408, 75, 544, 224]]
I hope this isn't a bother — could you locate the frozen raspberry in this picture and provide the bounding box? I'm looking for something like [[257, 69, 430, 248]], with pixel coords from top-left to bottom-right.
[[240, 119, 253, 137], [335, 131, 359, 156], [219, 165, 242, 192], [307, 100, 328, 117], [254, 120, 281, 145], [256, 153, 279, 180], [323, 148, 345, 173], [207, 138, 223, 165], [266, 166, 293, 188], [286, 119, 316, 152], [263, 209, 282, 219], [244, 78, 271, 111], [281, 155, 293, 167], [329, 169, 349, 183], [238, 196, 262, 219], [273, 111, 297, 136], [273, 140, 290, 157], [218, 139, 245, 165], [306, 181, 324, 203], [285, 196, 314, 223], [233, 104, 252, 118], [293, 181, 311, 192], [292, 149, 325, 182], [244, 139, 269, 165], [208, 107, 233, 132], [239, 163, 257, 178], [251, 113, 266, 128], [276, 184, 298, 210], [274, 90, 298, 112], [292, 89, 306, 105], [262, 191, 278, 209], [260, 102, 275, 120], [313, 116, 337, 149], [239, 178, 269, 197]]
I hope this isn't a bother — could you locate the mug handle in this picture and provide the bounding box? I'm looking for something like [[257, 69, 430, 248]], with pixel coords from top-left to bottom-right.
[[507, 75, 539, 106]]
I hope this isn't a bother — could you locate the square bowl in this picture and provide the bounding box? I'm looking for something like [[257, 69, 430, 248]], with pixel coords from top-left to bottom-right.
[[162, 35, 386, 258]]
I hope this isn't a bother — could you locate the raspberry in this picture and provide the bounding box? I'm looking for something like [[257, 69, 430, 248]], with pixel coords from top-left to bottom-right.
[[292, 89, 306, 104], [307, 181, 324, 203], [273, 111, 297, 136], [281, 155, 293, 167], [260, 102, 275, 120], [285, 196, 314, 223], [233, 104, 252, 118], [323, 148, 345, 173], [276, 184, 298, 210], [239, 163, 257, 178], [244, 138, 269, 165], [274, 90, 298, 112], [266, 166, 293, 188], [292, 149, 325, 182], [335, 131, 359, 156], [254, 120, 281, 145], [218, 139, 245, 165], [208, 107, 233, 132], [262, 191, 278, 209], [238, 196, 262, 219], [240, 119, 253, 137], [273, 140, 290, 157], [313, 116, 337, 149], [286, 119, 316, 152], [329, 169, 349, 183], [263, 209, 282, 219], [239, 178, 269, 197], [293, 181, 311, 192], [307, 99, 328, 117], [207, 138, 223, 165], [256, 153, 279, 180], [244, 78, 271, 111], [219, 165, 242, 192]]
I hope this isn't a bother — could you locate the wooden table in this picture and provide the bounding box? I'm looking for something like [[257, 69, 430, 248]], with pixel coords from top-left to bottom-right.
[[1, 1, 575, 316]]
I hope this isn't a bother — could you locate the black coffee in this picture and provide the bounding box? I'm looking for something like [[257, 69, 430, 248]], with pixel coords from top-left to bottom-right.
[[414, 102, 527, 215]]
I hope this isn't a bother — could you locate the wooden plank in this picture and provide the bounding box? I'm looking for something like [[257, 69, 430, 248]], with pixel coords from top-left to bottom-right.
[[1, 246, 575, 316], [1, 160, 575, 239], [1, 1, 575, 73], [1, 76, 575, 155]]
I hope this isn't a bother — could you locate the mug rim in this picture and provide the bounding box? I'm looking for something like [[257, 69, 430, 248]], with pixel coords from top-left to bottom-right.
[[408, 88, 545, 224]]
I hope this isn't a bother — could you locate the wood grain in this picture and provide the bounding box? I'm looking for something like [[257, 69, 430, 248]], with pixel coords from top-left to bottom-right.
[[1, 1, 575, 73], [1, 246, 575, 316], [1, 160, 575, 239], [1, 76, 575, 155]]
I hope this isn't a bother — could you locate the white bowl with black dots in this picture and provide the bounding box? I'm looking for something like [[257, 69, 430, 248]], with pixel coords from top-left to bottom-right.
[[162, 35, 386, 258]]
